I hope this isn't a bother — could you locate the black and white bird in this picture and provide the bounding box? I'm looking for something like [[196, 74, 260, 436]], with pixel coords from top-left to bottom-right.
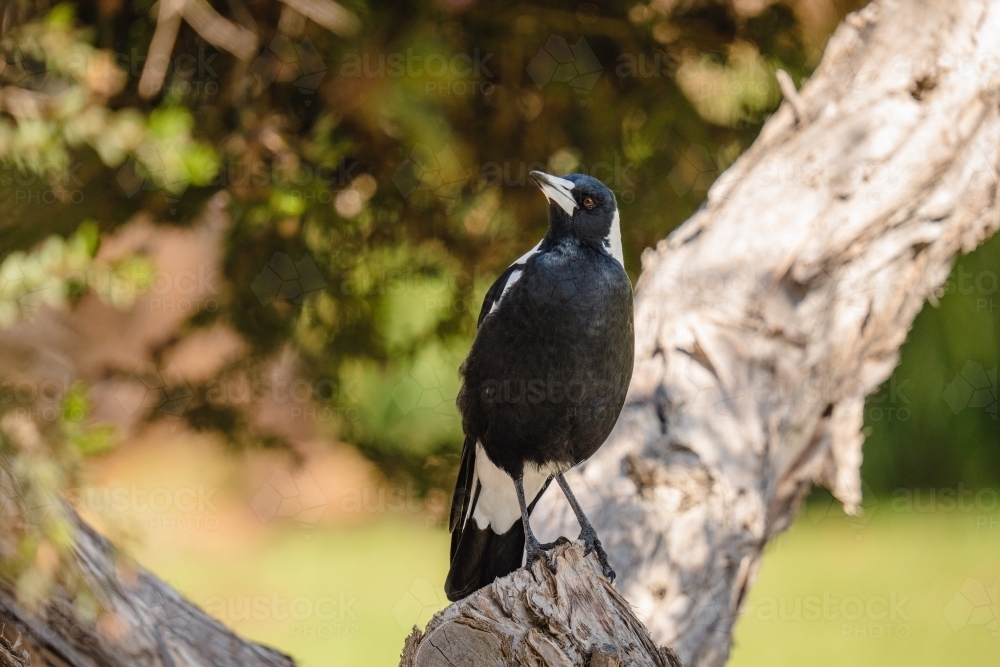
[[445, 170, 634, 601]]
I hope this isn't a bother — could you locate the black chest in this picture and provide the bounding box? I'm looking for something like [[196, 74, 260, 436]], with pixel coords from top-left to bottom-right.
[[458, 242, 634, 477]]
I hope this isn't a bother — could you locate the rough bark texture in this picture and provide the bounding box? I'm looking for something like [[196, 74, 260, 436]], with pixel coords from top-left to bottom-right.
[[399, 543, 681, 667], [5, 0, 1000, 665], [0, 487, 294, 667], [528, 0, 1000, 665]]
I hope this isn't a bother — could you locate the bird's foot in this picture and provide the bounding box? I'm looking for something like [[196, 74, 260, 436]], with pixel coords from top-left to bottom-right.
[[525, 535, 559, 575], [579, 527, 615, 583], [538, 536, 571, 550]]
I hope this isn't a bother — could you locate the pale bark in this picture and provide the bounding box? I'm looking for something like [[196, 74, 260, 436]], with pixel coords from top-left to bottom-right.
[[0, 494, 294, 667], [404, 2, 1000, 664], [529, 0, 1000, 665], [399, 543, 681, 667], [5, 0, 1000, 665]]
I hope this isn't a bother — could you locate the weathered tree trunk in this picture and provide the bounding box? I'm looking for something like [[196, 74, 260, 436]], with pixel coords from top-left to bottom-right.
[[0, 497, 294, 667], [5, 0, 1000, 665], [527, 0, 1000, 665], [401, 2, 1000, 664], [399, 543, 681, 667]]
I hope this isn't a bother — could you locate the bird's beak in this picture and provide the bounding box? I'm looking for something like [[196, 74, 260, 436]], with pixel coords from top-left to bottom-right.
[[530, 171, 576, 217]]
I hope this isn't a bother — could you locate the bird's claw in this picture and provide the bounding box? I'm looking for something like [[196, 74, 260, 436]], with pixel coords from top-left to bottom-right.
[[525, 536, 559, 575], [579, 528, 616, 583], [539, 536, 571, 550]]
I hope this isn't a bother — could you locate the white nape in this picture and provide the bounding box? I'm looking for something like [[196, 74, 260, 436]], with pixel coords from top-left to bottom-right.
[[606, 209, 624, 267]]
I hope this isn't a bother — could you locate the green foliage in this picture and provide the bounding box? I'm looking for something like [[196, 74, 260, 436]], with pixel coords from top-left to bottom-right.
[[0, 7, 219, 200], [7, 0, 988, 501], [0, 219, 156, 325], [61, 383, 116, 456], [863, 233, 1000, 492]]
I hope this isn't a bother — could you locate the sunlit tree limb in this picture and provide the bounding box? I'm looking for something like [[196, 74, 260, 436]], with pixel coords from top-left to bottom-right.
[[4, 0, 1000, 665], [0, 499, 294, 667], [532, 0, 1000, 664], [399, 543, 682, 667]]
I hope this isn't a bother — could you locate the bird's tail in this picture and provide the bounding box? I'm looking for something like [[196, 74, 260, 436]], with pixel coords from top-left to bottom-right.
[[445, 519, 525, 601], [445, 438, 551, 601], [445, 438, 525, 601]]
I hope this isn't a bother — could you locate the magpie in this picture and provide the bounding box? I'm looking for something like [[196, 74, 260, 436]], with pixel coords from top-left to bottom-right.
[[445, 170, 634, 601]]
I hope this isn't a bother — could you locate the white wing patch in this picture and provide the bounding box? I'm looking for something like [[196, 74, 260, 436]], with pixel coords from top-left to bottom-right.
[[471, 442, 564, 534], [488, 269, 522, 315], [487, 239, 542, 316], [516, 240, 541, 264], [605, 209, 624, 267]]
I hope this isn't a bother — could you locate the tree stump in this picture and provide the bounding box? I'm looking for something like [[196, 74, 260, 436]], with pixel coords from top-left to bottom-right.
[[400, 542, 682, 667]]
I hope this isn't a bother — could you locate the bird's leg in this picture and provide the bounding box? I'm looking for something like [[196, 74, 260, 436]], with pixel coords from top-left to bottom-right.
[[556, 473, 615, 582], [514, 475, 557, 574]]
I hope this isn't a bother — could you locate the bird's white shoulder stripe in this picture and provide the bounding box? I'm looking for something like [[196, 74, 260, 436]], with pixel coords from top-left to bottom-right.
[[605, 209, 624, 267], [515, 240, 541, 264], [488, 240, 541, 315]]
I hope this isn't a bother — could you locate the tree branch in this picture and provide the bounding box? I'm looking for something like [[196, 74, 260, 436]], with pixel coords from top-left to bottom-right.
[[400, 543, 682, 667], [0, 490, 293, 667], [533, 0, 1000, 665], [5, 1, 1000, 666]]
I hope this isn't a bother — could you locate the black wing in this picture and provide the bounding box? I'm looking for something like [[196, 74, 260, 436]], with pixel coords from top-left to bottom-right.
[[449, 436, 478, 535]]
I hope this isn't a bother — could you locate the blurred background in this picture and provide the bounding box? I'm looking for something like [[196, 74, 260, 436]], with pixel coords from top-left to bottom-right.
[[0, 0, 997, 664]]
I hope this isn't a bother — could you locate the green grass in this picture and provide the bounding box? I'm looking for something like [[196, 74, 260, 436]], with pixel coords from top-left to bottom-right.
[[730, 501, 1000, 666], [140, 503, 1000, 666], [140, 520, 451, 667]]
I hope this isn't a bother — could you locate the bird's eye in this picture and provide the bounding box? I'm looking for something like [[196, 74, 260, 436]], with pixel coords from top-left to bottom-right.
[[583, 196, 596, 209]]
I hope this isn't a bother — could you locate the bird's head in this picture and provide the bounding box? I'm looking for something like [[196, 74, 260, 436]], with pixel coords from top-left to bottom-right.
[[530, 171, 621, 260]]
